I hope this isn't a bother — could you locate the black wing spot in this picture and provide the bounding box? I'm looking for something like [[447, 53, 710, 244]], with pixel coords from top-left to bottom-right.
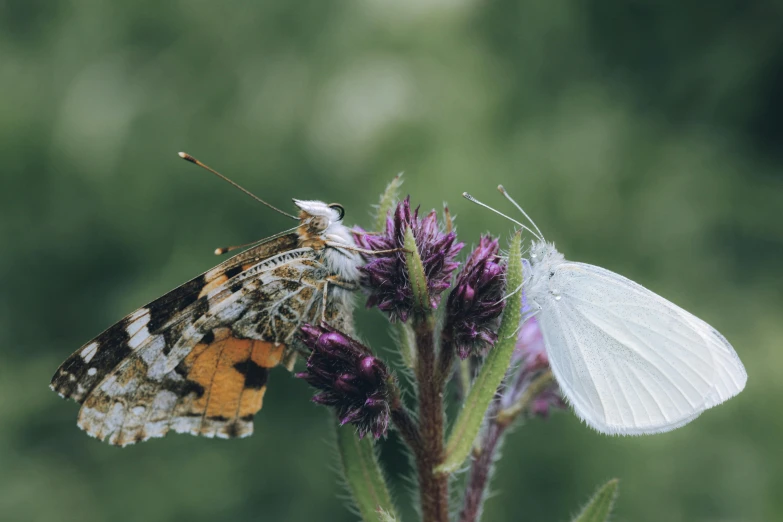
[[147, 276, 206, 332], [233, 360, 269, 389], [200, 329, 215, 345], [162, 378, 205, 399], [225, 266, 243, 279], [224, 422, 241, 438]]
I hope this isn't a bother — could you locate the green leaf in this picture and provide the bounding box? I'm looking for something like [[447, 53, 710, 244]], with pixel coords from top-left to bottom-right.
[[396, 322, 417, 370], [571, 479, 620, 522], [404, 226, 431, 314], [436, 232, 523, 474], [457, 358, 472, 399], [377, 508, 398, 522], [336, 425, 398, 522], [374, 173, 403, 232]]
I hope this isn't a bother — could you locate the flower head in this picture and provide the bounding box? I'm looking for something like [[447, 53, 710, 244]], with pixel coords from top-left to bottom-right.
[[296, 323, 391, 438], [355, 197, 463, 322], [445, 236, 507, 359]]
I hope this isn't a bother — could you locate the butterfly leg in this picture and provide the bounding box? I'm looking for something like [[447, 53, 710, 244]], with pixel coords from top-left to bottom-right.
[[321, 275, 359, 323], [325, 276, 359, 291], [511, 307, 541, 338], [319, 276, 359, 323], [320, 279, 329, 323]]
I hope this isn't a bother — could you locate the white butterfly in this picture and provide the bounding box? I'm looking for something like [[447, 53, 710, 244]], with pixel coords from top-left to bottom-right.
[[465, 188, 747, 436]]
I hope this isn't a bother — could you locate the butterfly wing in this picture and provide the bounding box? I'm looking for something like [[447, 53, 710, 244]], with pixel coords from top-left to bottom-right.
[[51, 235, 334, 445], [537, 262, 746, 435]]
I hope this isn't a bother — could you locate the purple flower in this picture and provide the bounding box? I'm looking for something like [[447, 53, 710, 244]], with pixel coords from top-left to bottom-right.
[[296, 323, 392, 438], [445, 236, 507, 359], [502, 310, 566, 419], [355, 197, 463, 322]]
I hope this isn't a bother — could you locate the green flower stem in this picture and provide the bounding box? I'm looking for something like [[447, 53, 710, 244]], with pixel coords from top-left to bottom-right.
[[458, 369, 553, 522], [397, 322, 417, 371], [374, 173, 403, 232], [336, 424, 398, 522], [571, 479, 620, 522], [436, 232, 523, 475], [404, 227, 431, 314], [456, 359, 472, 402], [377, 509, 399, 522]]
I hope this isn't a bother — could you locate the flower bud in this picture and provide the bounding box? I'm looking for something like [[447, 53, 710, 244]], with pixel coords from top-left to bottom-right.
[[445, 236, 507, 359], [297, 324, 392, 438]]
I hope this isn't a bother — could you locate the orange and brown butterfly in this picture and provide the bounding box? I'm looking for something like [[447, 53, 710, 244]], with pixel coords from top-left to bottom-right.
[[50, 153, 384, 446]]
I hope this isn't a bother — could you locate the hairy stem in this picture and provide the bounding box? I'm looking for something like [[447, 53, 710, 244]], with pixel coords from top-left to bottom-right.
[[459, 370, 554, 522], [390, 390, 421, 452], [436, 334, 456, 387], [413, 314, 449, 522], [458, 396, 505, 522]]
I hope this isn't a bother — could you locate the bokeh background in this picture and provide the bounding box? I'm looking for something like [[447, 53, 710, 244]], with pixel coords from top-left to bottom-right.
[[1, 1, 781, 521]]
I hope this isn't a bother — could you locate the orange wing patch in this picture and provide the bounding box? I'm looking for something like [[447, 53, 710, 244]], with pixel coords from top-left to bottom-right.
[[74, 327, 286, 446], [177, 327, 284, 438]]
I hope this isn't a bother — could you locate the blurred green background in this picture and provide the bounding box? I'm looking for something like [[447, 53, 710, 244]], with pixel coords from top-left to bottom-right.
[[1, 1, 781, 521]]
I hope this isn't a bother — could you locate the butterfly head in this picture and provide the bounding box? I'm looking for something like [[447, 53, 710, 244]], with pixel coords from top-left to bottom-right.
[[293, 199, 345, 231], [292, 198, 357, 254], [528, 240, 563, 268]]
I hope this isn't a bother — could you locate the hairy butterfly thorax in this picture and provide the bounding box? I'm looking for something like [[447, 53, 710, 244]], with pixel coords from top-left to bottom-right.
[[49, 154, 378, 446], [290, 198, 363, 337], [525, 240, 565, 303]]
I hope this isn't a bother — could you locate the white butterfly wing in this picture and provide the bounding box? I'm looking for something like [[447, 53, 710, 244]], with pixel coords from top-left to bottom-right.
[[535, 262, 747, 435]]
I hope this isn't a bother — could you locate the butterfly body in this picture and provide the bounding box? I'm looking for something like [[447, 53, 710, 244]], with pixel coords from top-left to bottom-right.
[[51, 199, 362, 446], [524, 239, 747, 435]]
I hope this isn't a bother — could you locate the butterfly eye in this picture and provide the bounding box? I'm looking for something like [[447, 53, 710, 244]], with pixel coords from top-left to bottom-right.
[[329, 203, 345, 220]]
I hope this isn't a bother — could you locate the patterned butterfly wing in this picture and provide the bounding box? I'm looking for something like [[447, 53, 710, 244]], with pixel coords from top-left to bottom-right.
[[51, 235, 339, 445]]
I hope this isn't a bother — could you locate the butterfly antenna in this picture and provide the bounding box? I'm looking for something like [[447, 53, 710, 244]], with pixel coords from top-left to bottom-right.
[[497, 185, 544, 240], [213, 226, 300, 255], [462, 192, 542, 241], [178, 152, 298, 220], [443, 205, 454, 233], [214, 242, 258, 255]]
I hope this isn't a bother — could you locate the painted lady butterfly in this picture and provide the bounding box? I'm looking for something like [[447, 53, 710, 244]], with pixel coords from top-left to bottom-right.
[[50, 154, 380, 446]]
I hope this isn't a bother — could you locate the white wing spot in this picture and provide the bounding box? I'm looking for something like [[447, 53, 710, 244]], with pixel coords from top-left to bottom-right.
[[151, 390, 177, 413], [80, 342, 99, 363], [127, 314, 150, 337], [87, 367, 97, 376], [128, 326, 151, 350]]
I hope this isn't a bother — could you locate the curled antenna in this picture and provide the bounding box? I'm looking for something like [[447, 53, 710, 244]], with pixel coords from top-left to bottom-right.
[[178, 152, 298, 220], [462, 192, 542, 241], [497, 185, 544, 239]]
